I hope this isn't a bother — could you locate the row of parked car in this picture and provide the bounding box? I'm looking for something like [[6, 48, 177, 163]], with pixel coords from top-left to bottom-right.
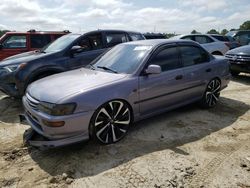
[[0, 28, 248, 148]]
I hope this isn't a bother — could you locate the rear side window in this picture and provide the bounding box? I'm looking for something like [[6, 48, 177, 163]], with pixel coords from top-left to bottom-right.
[[195, 36, 213, 44], [180, 46, 210, 67], [106, 33, 128, 47], [30, 34, 52, 48], [150, 47, 180, 72], [212, 35, 229, 41], [88, 34, 103, 50], [2, 35, 27, 48], [129, 33, 145, 41]]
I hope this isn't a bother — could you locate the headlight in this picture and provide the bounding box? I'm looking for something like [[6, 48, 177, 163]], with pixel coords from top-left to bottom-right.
[[38, 102, 77, 116], [3, 63, 26, 73]]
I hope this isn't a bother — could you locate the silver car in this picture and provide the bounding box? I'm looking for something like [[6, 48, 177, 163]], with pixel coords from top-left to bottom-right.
[[23, 39, 231, 148], [172, 34, 229, 55]]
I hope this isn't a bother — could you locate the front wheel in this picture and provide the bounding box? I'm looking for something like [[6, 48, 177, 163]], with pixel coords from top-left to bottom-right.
[[89, 100, 132, 144], [200, 79, 221, 108]]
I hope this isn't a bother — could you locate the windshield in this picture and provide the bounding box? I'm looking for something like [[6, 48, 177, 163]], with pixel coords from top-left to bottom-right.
[[91, 44, 152, 74], [42, 34, 80, 53]]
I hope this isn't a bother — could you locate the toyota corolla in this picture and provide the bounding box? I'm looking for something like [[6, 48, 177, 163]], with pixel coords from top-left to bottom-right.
[[22, 39, 231, 148]]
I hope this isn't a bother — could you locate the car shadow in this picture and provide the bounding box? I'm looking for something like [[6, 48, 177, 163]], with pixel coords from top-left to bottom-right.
[[0, 94, 23, 124], [27, 96, 250, 179], [232, 73, 250, 85]]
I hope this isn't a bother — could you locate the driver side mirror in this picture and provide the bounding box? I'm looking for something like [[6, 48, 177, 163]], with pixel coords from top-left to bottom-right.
[[145, 64, 162, 75], [70, 45, 83, 55]]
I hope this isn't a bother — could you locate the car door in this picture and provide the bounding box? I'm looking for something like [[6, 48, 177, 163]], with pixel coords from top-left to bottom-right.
[[68, 33, 107, 69], [179, 44, 212, 100], [138, 45, 186, 116], [0, 34, 28, 60]]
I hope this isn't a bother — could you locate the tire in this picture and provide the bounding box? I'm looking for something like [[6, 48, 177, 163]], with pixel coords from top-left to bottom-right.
[[231, 70, 240, 76], [200, 79, 221, 108], [89, 100, 132, 144]]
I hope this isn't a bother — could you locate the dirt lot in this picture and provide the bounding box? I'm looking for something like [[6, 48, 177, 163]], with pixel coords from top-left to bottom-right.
[[0, 75, 250, 188]]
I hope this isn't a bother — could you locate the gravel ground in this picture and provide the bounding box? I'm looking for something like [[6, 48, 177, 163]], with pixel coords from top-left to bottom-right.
[[0, 74, 249, 188]]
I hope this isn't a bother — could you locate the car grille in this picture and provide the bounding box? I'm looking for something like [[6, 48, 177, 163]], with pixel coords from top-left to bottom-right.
[[225, 54, 250, 63], [26, 93, 40, 111]]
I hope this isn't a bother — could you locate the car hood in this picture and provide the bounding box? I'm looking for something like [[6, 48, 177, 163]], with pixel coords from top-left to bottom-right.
[[0, 51, 54, 67], [227, 45, 250, 55], [28, 68, 127, 103]]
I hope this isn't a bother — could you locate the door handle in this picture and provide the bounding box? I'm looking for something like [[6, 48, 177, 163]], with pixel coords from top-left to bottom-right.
[[206, 68, 212, 72], [175, 75, 183, 80]]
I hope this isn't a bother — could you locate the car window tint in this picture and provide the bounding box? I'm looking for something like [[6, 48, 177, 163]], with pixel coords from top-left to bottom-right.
[[129, 33, 145, 41], [2, 35, 27, 48], [195, 36, 213, 44], [180, 46, 209, 66], [88, 34, 103, 50], [106, 33, 127, 47], [212, 35, 229, 41], [150, 47, 180, 72], [182, 36, 193, 41], [30, 34, 52, 48], [76, 38, 92, 51]]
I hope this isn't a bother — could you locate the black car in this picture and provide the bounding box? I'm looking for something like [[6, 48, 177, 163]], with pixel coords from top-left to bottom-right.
[[0, 30, 145, 97], [226, 30, 250, 46], [225, 45, 250, 76]]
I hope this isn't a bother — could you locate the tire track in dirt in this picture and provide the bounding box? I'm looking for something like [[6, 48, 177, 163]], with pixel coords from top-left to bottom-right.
[[188, 140, 250, 187]]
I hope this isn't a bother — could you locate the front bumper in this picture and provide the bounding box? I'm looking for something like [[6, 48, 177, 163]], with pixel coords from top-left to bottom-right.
[[22, 95, 94, 148], [0, 71, 20, 97], [229, 61, 250, 73]]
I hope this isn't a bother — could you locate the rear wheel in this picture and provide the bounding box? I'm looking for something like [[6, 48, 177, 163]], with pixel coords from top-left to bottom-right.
[[200, 79, 221, 108], [89, 100, 132, 144]]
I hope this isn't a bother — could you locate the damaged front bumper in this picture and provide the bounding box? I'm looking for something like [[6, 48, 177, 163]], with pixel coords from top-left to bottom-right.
[[23, 127, 89, 148]]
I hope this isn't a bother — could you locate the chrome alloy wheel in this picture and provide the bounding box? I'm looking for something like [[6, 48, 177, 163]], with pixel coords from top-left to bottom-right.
[[94, 100, 131, 144], [205, 79, 221, 107]]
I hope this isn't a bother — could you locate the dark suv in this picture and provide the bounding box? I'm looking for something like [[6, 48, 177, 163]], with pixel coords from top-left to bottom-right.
[[226, 30, 250, 46], [0, 30, 69, 60], [0, 30, 145, 97]]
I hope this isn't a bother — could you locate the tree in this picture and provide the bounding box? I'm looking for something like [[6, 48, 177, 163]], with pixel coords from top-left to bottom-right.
[[191, 30, 200, 34], [0, 30, 9, 37], [207, 29, 219, 34], [220, 29, 228, 35], [239, 20, 250, 30]]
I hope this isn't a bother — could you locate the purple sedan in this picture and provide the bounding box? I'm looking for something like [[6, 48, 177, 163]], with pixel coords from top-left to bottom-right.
[[22, 39, 231, 148]]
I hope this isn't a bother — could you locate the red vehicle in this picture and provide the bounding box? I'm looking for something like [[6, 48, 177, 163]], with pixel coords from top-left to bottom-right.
[[0, 30, 70, 61]]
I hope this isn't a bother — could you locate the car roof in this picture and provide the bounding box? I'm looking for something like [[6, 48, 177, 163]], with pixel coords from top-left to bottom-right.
[[5, 30, 70, 35], [84, 29, 142, 35], [122, 39, 197, 47]]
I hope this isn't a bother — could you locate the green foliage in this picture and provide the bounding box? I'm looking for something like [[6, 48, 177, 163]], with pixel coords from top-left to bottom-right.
[[191, 30, 200, 34], [164, 33, 177, 38], [220, 29, 228, 35], [239, 20, 250, 30], [0, 30, 9, 37], [207, 29, 219, 34]]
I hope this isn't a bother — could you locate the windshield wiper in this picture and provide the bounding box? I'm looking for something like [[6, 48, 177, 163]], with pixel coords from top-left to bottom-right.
[[97, 66, 118, 73]]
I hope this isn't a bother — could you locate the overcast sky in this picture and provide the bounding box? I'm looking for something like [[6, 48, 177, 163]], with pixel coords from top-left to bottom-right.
[[0, 0, 249, 34]]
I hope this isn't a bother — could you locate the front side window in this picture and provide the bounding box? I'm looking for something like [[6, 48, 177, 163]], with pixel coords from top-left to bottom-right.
[[180, 46, 209, 67], [2, 35, 27, 48], [106, 33, 127, 47], [30, 34, 52, 48], [149, 47, 180, 72], [88, 34, 103, 50], [76, 38, 91, 51], [129, 33, 145, 41]]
